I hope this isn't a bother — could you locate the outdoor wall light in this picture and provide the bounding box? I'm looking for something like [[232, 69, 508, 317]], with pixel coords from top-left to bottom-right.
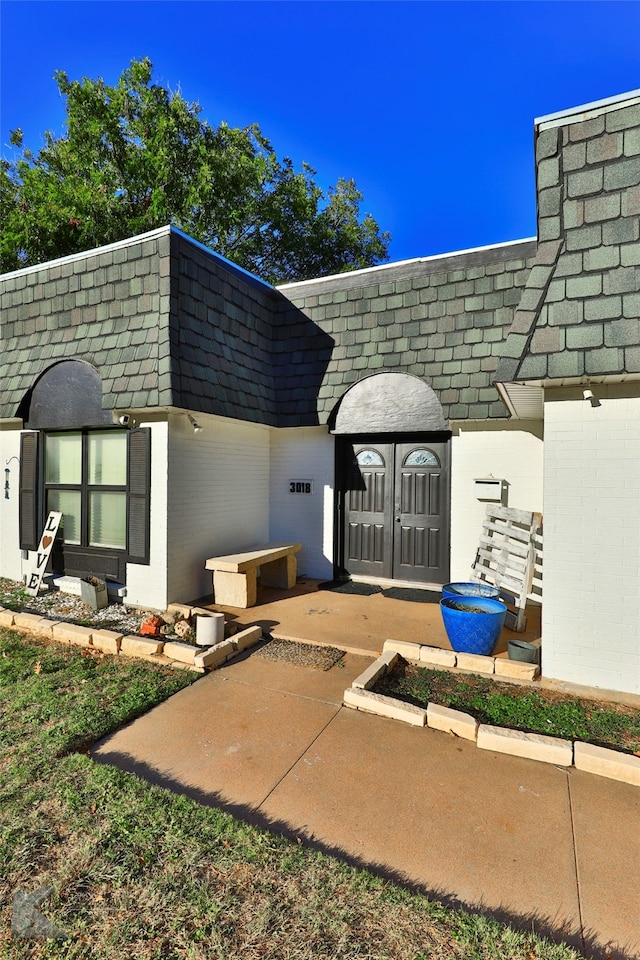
[[117, 414, 138, 428], [188, 415, 203, 434], [582, 388, 601, 408]]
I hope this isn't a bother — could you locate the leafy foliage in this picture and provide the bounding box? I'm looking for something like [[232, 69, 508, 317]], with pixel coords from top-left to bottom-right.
[[1, 58, 390, 282]]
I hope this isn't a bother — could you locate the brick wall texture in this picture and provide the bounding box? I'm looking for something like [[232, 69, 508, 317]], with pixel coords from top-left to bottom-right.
[[542, 395, 640, 695]]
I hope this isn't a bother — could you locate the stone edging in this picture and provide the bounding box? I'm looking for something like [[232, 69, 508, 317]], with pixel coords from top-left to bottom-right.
[[383, 638, 541, 681], [344, 650, 640, 789], [0, 606, 262, 673]]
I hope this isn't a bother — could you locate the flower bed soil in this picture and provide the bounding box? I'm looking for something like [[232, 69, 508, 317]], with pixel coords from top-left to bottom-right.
[[373, 658, 640, 756]]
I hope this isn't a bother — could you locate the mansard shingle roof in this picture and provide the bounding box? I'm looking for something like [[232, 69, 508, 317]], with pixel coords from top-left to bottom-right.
[[1, 226, 536, 426]]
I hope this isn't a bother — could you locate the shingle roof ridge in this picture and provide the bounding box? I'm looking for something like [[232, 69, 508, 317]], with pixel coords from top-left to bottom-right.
[[535, 88, 640, 128], [277, 237, 537, 291], [0, 226, 173, 282]]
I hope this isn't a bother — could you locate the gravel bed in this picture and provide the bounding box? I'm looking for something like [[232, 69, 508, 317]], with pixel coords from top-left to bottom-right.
[[1, 579, 348, 667], [255, 638, 345, 671], [0, 578, 146, 635]]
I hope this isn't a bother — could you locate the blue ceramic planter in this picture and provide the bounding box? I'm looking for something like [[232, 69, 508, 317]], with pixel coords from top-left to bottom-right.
[[442, 581, 500, 601], [440, 596, 507, 656]]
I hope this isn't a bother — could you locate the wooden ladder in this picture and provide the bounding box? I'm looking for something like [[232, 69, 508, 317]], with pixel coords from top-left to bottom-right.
[[470, 504, 542, 632]]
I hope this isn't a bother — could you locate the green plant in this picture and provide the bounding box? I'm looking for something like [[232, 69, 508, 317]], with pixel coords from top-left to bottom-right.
[[375, 664, 640, 755]]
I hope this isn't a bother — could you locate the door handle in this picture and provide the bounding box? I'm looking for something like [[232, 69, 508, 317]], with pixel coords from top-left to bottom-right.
[[395, 516, 401, 522]]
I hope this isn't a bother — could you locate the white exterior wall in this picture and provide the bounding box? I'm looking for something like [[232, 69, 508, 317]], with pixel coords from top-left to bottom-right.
[[269, 427, 334, 580], [166, 413, 270, 604], [0, 426, 25, 582], [0, 421, 171, 605], [543, 394, 640, 696], [449, 421, 544, 581], [126, 419, 169, 611]]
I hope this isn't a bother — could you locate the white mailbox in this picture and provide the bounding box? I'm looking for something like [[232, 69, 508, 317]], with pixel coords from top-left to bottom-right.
[[473, 476, 505, 502]]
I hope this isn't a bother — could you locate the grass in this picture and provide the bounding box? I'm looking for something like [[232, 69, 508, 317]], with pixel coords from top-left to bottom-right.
[[0, 627, 585, 960], [0, 578, 31, 610], [374, 662, 640, 755]]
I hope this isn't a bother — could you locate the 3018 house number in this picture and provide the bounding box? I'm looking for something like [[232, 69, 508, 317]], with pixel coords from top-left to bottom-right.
[[289, 480, 313, 494]]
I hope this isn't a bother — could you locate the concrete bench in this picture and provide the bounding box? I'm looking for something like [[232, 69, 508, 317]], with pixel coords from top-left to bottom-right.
[[205, 542, 301, 608]]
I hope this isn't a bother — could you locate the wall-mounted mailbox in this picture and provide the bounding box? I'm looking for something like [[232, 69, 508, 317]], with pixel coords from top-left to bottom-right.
[[474, 476, 505, 502]]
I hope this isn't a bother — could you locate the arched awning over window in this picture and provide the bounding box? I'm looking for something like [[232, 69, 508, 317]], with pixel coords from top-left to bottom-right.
[[19, 360, 114, 429]]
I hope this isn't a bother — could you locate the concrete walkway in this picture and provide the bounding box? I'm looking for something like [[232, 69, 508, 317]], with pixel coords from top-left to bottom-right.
[[92, 646, 640, 960]]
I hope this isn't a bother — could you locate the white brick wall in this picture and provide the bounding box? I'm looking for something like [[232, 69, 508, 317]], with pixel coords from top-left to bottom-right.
[[450, 421, 544, 581], [166, 413, 270, 604], [0, 427, 24, 581], [269, 427, 334, 580], [543, 395, 640, 695]]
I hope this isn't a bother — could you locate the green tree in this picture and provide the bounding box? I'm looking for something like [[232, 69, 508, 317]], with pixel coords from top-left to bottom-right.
[[0, 58, 389, 283]]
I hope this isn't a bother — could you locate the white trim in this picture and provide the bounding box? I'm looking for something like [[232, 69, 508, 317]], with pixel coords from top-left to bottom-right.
[[0, 226, 172, 282], [277, 237, 537, 290], [536, 89, 640, 129], [496, 383, 544, 420], [0, 224, 275, 292]]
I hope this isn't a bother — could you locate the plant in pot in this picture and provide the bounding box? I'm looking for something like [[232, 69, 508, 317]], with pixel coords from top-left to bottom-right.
[[442, 581, 500, 601], [440, 596, 507, 656]]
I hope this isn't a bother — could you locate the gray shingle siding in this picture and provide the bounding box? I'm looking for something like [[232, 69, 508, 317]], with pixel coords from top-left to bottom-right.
[[1, 227, 536, 427], [168, 232, 279, 425], [497, 98, 640, 385], [279, 241, 536, 425], [0, 233, 168, 419], [7, 87, 638, 429]]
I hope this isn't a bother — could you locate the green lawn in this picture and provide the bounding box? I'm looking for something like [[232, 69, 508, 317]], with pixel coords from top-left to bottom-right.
[[0, 628, 585, 959]]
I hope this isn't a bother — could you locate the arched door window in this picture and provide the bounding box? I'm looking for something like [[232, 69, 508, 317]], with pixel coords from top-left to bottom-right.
[[356, 448, 385, 467], [403, 448, 440, 467]]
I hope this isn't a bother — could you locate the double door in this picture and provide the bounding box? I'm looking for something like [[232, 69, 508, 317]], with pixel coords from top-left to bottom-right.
[[340, 438, 450, 584]]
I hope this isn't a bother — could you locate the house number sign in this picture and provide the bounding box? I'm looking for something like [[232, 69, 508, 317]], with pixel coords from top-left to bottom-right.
[[25, 511, 63, 597], [289, 480, 313, 494]]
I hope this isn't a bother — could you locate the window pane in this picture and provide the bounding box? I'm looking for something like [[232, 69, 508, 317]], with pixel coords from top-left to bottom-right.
[[46, 490, 81, 544], [356, 448, 385, 466], [45, 433, 82, 484], [404, 449, 440, 467], [88, 431, 127, 485], [89, 491, 127, 548]]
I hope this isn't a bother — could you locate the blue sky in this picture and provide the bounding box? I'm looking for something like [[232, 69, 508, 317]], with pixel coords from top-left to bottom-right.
[[2, 1, 640, 265]]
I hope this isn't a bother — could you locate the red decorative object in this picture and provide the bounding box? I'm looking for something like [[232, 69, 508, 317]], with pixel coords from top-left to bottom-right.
[[140, 615, 164, 637]]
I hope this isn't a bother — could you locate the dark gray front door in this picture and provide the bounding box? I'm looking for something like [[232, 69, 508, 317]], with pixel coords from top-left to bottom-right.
[[342, 439, 450, 584]]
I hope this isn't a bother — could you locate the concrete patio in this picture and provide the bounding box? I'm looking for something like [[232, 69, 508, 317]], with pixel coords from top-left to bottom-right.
[[91, 581, 640, 959], [195, 577, 542, 659]]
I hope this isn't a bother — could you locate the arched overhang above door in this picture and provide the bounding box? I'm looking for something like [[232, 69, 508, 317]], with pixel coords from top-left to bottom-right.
[[329, 373, 447, 434]]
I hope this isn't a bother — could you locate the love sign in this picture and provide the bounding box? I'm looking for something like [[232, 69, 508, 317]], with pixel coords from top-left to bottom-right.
[[25, 512, 62, 597]]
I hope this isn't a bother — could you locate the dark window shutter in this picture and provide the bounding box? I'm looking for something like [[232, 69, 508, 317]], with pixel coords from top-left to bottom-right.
[[127, 428, 151, 565], [19, 432, 39, 550]]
